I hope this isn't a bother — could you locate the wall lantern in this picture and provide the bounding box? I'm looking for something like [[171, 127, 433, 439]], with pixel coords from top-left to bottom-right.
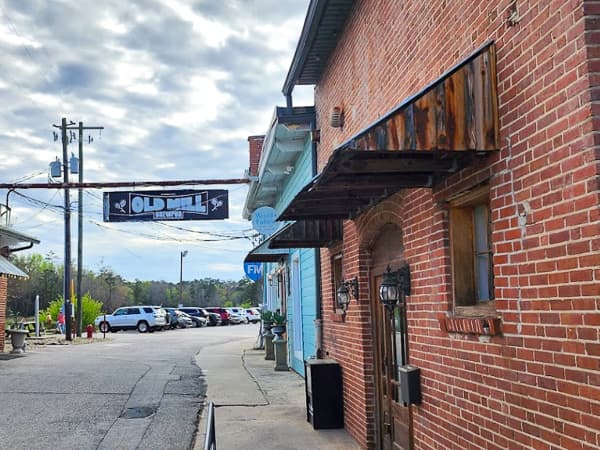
[[337, 277, 358, 312], [379, 264, 411, 312]]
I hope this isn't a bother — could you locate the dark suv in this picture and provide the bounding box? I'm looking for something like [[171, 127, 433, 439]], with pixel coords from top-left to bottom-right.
[[204, 307, 230, 325], [179, 307, 219, 327]]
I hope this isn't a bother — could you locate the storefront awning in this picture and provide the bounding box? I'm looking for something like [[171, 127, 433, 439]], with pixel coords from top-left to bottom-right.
[[0, 224, 40, 250], [279, 42, 499, 221], [244, 237, 289, 263], [0, 255, 28, 279], [268, 219, 342, 249]]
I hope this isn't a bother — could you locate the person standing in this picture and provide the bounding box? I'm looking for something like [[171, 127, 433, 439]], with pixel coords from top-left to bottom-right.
[[57, 311, 65, 334]]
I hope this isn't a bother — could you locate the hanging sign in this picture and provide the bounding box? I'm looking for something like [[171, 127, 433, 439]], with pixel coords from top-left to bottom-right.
[[244, 262, 263, 281], [103, 189, 228, 222], [251, 206, 279, 235]]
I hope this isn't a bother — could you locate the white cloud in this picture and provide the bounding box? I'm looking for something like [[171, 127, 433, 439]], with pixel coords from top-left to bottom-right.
[[0, 0, 311, 282]]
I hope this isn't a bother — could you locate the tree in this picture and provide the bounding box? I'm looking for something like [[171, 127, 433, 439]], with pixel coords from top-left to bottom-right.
[[8, 253, 61, 316], [7, 253, 256, 316]]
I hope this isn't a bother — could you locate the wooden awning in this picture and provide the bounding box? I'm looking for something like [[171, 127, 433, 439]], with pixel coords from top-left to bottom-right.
[[268, 219, 342, 249], [279, 42, 499, 221]]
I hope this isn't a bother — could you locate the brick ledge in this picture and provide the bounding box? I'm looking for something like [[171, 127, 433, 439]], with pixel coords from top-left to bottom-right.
[[438, 316, 501, 336]]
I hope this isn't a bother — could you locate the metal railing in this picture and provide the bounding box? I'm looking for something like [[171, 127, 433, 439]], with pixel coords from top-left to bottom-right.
[[203, 402, 216, 450]]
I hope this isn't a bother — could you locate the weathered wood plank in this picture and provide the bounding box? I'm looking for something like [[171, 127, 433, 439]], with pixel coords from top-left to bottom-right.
[[464, 62, 476, 149], [413, 89, 436, 150], [436, 82, 448, 149], [472, 54, 485, 150], [404, 104, 416, 150]]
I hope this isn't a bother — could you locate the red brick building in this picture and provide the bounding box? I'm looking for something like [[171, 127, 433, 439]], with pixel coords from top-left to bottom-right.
[[281, 1, 600, 449], [0, 224, 39, 350]]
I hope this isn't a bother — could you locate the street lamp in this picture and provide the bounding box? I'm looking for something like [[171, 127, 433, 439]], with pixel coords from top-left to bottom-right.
[[179, 250, 188, 306]]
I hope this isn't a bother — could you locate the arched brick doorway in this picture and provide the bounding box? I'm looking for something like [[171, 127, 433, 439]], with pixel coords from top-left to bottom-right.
[[367, 222, 413, 450]]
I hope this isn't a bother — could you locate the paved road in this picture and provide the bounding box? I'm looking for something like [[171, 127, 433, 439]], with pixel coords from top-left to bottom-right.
[[0, 323, 260, 450]]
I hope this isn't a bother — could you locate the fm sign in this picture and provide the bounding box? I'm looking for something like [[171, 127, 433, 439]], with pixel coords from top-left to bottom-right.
[[244, 262, 263, 281]]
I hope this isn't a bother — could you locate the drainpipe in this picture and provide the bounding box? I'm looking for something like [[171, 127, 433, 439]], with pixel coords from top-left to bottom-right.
[[9, 242, 35, 253], [310, 114, 324, 359]]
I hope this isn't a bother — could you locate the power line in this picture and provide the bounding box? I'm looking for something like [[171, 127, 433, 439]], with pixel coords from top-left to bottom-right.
[[0, 178, 250, 189]]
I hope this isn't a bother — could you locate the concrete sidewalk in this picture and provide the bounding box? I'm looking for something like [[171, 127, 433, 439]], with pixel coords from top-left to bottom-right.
[[193, 338, 360, 450]]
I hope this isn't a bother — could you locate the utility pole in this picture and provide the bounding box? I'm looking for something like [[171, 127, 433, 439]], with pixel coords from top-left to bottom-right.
[[77, 122, 83, 337], [73, 121, 103, 337], [52, 118, 103, 340], [56, 118, 72, 341], [179, 250, 188, 306]]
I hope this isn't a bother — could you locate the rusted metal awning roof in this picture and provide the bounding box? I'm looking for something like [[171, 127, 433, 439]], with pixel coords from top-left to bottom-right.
[[0, 255, 28, 279], [268, 219, 342, 249], [279, 42, 499, 221]]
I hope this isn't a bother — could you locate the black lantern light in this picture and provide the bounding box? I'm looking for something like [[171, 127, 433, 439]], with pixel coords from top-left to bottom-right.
[[336, 277, 358, 312], [379, 265, 400, 311], [379, 264, 411, 312]]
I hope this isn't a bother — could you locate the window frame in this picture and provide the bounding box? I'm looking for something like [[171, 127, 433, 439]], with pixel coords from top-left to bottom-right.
[[449, 185, 495, 317]]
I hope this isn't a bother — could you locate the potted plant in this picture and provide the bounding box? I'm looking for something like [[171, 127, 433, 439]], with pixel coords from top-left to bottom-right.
[[261, 310, 274, 336], [271, 312, 286, 340], [261, 310, 273, 323]]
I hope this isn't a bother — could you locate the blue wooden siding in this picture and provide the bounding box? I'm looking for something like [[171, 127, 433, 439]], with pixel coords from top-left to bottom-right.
[[271, 136, 318, 377], [256, 134, 317, 377]]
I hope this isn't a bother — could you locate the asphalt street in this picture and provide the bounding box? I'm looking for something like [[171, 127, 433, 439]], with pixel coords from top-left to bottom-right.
[[0, 323, 259, 450]]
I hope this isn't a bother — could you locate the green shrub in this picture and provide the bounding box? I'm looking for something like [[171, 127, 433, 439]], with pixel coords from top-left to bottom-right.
[[39, 294, 103, 330]]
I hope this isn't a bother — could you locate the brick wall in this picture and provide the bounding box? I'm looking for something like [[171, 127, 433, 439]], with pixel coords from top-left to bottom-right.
[[0, 275, 7, 350], [313, 1, 600, 448], [248, 135, 264, 177]]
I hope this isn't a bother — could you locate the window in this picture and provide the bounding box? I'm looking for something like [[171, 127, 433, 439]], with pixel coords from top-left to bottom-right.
[[332, 253, 343, 313], [449, 185, 494, 314]]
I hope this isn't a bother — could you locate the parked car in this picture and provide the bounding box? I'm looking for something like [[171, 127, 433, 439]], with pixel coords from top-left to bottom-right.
[[164, 307, 178, 329], [179, 307, 213, 327], [164, 308, 197, 328], [95, 306, 167, 333], [174, 311, 194, 328], [182, 311, 206, 328], [227, 307, 245, 324], [201, 308, 221, 326], [204, 307, 230, 325], [244, 308, 261, 323]]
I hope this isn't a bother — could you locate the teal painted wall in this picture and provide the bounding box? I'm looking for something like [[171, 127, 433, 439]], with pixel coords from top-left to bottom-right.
[[273, 135, 317, 377]]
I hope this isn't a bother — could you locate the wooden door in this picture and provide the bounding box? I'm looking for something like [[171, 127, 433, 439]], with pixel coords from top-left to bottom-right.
[[372, 272, 412, 450]]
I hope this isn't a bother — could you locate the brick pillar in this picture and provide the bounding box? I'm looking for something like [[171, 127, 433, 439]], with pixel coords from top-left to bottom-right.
[[247, 135, 265, 177]]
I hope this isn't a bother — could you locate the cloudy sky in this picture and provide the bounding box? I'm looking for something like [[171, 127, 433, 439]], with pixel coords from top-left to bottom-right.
[[0, 0, 313, 283]]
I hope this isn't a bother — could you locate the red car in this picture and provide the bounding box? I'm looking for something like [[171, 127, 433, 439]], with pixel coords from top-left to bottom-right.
[[204, 307, 230, 325]]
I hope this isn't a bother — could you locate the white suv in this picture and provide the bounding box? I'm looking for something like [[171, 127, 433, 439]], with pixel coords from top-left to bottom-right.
[[227, 307, 245, 324], [95, 306, 167, 333]]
